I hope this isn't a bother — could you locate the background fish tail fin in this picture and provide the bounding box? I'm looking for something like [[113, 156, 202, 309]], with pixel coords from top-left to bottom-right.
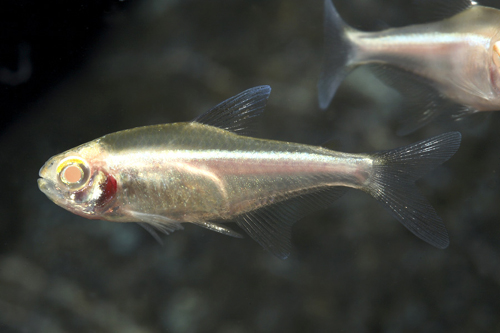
[[364, 132, 461, 248], [318, 0, 356, 110]]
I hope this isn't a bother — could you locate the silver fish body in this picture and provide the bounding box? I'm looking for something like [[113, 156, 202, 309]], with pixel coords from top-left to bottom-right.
[[100, 123, 371, 223], [319, 0, 500, 133], [38, 86, 461, 258]]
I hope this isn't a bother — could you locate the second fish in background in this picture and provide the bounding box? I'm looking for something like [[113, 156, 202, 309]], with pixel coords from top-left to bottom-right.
[[318, 0, 500, 134]]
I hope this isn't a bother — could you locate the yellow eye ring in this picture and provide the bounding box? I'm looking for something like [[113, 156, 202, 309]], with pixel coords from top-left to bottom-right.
[[57, 157, 90, 189]]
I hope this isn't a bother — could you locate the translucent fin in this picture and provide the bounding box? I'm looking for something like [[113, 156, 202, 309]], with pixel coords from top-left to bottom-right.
[[397, 98, 470, 136], [364, 132, 462, 249], [138, 222, 165, 245], [451, 105, 479, 122], [414, 0, 474, 22], [451, 107, 490, 135], [130, 211, 184, 241], [318, 0, 356, 110], [235, 187, 348, 259], [369, 65, 476, 135], [194, 221, 243, 238], [193, 85, 271, 136]]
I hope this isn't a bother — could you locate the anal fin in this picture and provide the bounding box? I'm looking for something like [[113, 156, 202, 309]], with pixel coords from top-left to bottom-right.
[[369, 64, 475, 135], [235, 186, 348, 259]]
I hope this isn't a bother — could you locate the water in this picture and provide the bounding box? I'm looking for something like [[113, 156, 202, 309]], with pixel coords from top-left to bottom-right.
[[1, 0, 499, 331]]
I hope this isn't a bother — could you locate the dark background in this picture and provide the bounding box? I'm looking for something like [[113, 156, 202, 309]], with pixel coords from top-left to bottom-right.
[[1, 0, 499, 331]]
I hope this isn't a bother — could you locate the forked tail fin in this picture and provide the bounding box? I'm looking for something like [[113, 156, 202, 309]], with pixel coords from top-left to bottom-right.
[[364, 132, 462, 248], [318, 0, 356, 110]]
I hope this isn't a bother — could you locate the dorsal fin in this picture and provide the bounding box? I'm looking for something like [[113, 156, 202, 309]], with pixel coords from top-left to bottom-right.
[[414, 0, 475, 22], [193, 85, 271, 135]]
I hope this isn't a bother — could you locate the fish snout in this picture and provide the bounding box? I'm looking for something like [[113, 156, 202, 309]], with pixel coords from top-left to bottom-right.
[[38, 159, 54, 179], [37, 178, 51, 194]]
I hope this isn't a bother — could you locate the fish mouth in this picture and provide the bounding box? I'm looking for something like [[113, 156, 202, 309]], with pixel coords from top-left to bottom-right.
[[37, 177, 53, 196], [37, 178, 62, 204], [37, 175, 91, 218], [38, 159, 58, 198], [37, 177, 73, 213]]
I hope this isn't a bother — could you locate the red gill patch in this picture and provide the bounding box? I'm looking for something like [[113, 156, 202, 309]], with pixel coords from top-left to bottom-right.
[[96, 173, 117, 208]]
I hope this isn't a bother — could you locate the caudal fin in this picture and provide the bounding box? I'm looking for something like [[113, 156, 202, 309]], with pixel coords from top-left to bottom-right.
[[364, 132, 461, 248], [318, 0, 356, 110]]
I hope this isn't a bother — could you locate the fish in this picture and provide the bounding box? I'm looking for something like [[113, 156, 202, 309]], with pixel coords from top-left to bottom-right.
[[318, 0, 500, 134], [38, 86, 461, 259]]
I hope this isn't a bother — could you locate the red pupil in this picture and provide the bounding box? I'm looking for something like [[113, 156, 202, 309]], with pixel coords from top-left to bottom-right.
[[64, 166, 81, 182]]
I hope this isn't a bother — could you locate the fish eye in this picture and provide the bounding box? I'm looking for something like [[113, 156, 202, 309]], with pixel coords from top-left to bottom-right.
[[57, 157, 90, 189]]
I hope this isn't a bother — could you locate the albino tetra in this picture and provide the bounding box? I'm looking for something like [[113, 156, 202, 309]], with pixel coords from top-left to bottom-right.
[[319, 0, 500, 134], [38, 86, 461, 258]]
